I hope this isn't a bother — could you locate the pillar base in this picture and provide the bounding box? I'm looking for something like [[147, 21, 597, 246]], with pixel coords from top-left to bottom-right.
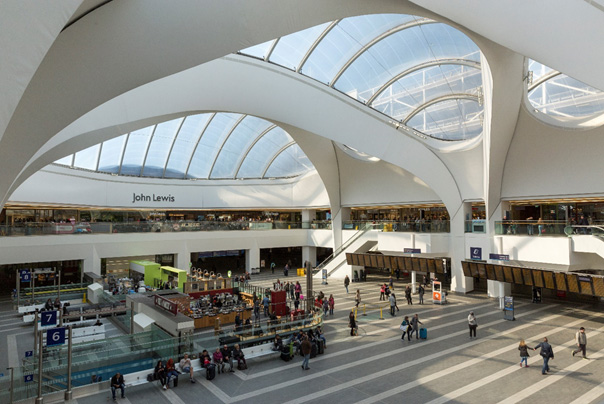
[[35, 397, 43, 404], [65, 390, 73, 401]]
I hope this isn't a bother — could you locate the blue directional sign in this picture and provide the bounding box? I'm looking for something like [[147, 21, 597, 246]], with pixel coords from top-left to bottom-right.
[[403, 248, 421, 253], [470, 247, 482, 260], [20, 269, 31, 282], [46, 327, 66, 347], [41, 311, 57, 327], [25, 350, 33, 358], [24, 374, 34, 383], [0, 373, 4, 377], [489, 253, 510, 261]]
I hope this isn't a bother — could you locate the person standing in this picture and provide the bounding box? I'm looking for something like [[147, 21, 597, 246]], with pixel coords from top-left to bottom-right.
[[344, 275, 350, 293], [380, 284, 386, 301], [468, 311, 477, 338], [301, 336, 312, 370], [328, 294, 335, 316], [572, 327, 588, 359], [154, 360, 167, 390], [389, 275, 394, 289], [400, 316, 411, 341], [295, 281, 302, 300], [110, 372, 125, 401], [290, 282, 295, 300], [349, 311, 357, 336], [395, 268, 400, 280], [270, 262, 276, 274], [410, 313, 422, 339], [405, 285, 413, 305], [262, 294, 270, 317], [389, 293, 396, 316], [418, 284, 425, 304], [355, 289, 361, 308], [533, 337, 554, 375], [518, 339, 530, 368]]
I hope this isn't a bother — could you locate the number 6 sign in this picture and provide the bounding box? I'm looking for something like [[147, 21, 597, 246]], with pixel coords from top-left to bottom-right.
[[46, 327, 66, 346]]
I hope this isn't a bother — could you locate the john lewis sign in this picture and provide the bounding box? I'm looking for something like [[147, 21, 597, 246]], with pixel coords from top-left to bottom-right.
[[132, 193, 175, 204]]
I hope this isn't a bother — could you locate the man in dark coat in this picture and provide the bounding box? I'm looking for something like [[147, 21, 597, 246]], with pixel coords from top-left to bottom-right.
[[533, 337, 554, 375]]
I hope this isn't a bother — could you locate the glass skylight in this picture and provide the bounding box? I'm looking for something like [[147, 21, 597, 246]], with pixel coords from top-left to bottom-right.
[[239, 13, 484, 141], [528, 60, 604, 128], [53, 113, 315, 180]]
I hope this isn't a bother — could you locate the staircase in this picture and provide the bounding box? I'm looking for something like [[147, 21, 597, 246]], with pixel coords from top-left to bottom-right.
[[566, 225, 604, 260]]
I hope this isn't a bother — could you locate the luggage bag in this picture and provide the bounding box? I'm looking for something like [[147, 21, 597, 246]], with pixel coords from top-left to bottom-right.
[[420, 328, 427, 339], [206, 364, 216, 381]]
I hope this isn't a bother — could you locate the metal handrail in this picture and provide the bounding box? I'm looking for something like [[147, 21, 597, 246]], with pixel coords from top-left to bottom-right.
[[313, 223, 376, 276]]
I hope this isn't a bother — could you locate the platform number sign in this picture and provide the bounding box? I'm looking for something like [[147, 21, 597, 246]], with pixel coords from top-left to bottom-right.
[[24, 374, 34, 383], [46, 327, 66, 347], [20, 269, 31, 282], [41, 311, 57, 327], [25, 350, 33, 358]]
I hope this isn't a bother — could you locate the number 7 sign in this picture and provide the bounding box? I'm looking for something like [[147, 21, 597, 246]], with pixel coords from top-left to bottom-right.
[[41, 311, 57, 327]]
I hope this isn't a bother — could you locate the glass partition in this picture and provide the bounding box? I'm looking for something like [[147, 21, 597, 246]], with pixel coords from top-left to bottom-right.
[[494, 220, 567, 236]]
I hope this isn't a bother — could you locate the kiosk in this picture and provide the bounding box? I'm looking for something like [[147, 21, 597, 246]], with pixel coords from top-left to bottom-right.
[[131, 260, 160, 286], [432, 281, 446, 304]]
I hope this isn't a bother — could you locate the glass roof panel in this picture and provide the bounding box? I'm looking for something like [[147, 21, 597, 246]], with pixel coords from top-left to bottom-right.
[[97, 135, 127, 174], [406, 98, 482, 141], [120, 126, 154, 176], [186, 113, 241, 179], [268, 23, 330, 70], [239, 39, 274, 59], [528, 60, 604, 127], [73, 144, 100, 171], [142, 118, 183, 177], [335, 23, 479, 103], [53, 113, 314, 180], [265, 144, 313, 178], [237, 127, 292, 178], [211, 116, 273, 178], [164, 114, 212, 179], [372, 64, 482, 121], [55, 155, 73, 167], [301, 14, 416, 84]]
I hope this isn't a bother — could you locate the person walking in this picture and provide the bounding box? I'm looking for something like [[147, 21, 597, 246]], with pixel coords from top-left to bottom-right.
[[533, 337, 554, 375], [400, 316, 411, 341], [395, 268, 400, 280], [380, 284, 386, 301], [389, 293, 396, 316], [344, 275, 350, 293], [572, 327, 588, 359], [389, 275, 394, 289], [405, 285, 413, 305], [410, 313, 422, 339], [349, 311, 357, 336], [518, 339, 530, 368], [355, 289, 361, 308], [418, 284, 425, 304], [328, 294, 335, 316], [270, 261, 276, 274], [392, 292, 399, 312], [468, 311, 477, 338], [301, 336, 312, 370]]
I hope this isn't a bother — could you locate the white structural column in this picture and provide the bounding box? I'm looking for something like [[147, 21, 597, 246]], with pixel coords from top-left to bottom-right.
[[302, 209, 316, 229], [174, 245, 191, 272], [246, 247, 261, 274], [450, 202, 473, 293], [302, 246, 317, 267], [331, 206, 351, 252], [83, 247, 101, 276], [411, 271, 417, 293]]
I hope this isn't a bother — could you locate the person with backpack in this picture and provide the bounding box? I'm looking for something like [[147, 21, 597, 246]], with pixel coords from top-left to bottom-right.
[[533, 337, 554, 375]]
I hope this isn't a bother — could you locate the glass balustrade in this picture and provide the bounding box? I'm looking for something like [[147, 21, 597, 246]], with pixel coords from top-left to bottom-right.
[[0, 220, 332, 238], [494, 220, 567, 236], [343, 220, 450, 233]]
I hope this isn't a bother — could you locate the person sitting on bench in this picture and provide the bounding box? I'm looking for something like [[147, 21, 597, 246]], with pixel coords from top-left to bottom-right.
[[232, 344, 247, 370], [179, 354, 196, 383], [110, 372, 125, 401], [165, 358, 179, 388], [272, 334, 283, 351], [200, 350, 212, 369]]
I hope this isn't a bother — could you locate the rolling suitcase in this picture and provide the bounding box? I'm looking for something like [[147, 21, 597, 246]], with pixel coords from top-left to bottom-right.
[[420, 328, 427, 339], [310, 342, 318, 358], [206, 364, 216, 381], [317, 339, 324, 354]]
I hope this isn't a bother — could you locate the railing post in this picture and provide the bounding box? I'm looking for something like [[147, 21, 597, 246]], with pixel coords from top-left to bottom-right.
[[8, 366, 14, 404], [64, 326, 73, 401], [379, 306, 384, 320], [35, 329, 43, 404]]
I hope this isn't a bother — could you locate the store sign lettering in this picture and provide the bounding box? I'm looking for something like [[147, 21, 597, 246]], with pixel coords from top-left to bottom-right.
[[154, 295, 178, 315], [132, 193, 175, 203]]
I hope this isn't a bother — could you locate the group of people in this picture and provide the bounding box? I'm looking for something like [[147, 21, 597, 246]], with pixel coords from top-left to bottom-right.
[[400, 314, 422, 340]]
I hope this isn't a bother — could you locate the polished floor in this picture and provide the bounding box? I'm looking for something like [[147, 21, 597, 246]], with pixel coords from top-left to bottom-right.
[[8, 273, 604, 404]]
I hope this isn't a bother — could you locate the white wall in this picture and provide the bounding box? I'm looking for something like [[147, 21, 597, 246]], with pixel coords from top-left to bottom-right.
[[499, 236, 571, 265], [10, 166, 329, 210], [377, 232, 450, 254]]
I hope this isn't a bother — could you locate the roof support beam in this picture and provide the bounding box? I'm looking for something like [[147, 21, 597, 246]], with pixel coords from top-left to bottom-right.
[[402, 93, 480, 125], [233, 124, 277, 178], [261, 141, 296, 178]]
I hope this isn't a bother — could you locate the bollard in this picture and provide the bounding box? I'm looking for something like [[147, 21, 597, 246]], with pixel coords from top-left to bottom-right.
[[362, 304, 366, 316], [354, 307, 357, 320], [379, 306, 384, 320]]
